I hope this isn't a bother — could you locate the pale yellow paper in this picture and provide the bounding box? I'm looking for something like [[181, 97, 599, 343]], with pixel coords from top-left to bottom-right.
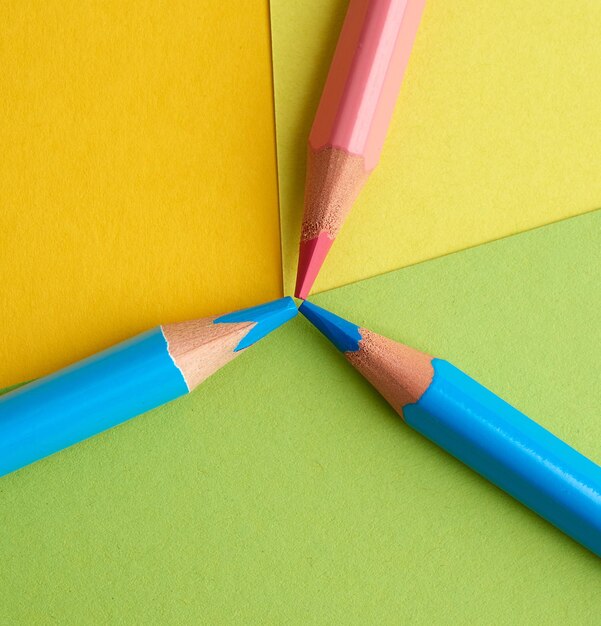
[[271, 0, 601, 295], [0, 0, 281, 385]]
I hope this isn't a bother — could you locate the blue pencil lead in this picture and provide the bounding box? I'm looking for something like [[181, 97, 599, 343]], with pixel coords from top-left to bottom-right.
[[298, 300, 362, 353], [214, 297, 298, 351]]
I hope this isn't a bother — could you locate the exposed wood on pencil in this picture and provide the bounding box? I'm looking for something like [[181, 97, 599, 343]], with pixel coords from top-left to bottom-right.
[[302, 147, 368, 241], [346, 329, 434, 412], [295, 0, 426, 298], [298, 299, 601, 556], [163, 318, 254, 391]]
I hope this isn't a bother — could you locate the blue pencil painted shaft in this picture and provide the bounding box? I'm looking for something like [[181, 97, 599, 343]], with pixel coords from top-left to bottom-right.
[[300, 300, 601, 556], [406, 360, 601, 556], [0, 329, 186, 477], [0, 297, 297, 478]]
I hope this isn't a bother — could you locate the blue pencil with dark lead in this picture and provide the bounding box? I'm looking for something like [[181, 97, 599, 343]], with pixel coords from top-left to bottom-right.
[[299, 300, 601, 556]]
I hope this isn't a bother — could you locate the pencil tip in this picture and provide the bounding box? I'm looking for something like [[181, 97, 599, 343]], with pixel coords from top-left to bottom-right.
[[215, 297, 297, 351], [299, 300, 362, 353], [294, 234, 334, 299]]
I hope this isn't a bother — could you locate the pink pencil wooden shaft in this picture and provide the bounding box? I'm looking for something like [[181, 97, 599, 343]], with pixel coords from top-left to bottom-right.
[[310, 0, 425, 171], [295, 0, 425, 299]]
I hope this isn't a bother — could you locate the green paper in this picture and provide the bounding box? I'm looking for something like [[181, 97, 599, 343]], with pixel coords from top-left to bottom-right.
[[1, 211, 601, 624]]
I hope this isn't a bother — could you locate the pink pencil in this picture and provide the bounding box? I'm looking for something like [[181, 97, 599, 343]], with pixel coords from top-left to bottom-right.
[[295, 0, 426, 299]]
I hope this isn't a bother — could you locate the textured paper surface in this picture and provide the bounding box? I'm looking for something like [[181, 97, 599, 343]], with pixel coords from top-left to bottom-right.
[[271, 0, 601, 295], [2, 211, 600, 624], [0, 0, 281, 386]]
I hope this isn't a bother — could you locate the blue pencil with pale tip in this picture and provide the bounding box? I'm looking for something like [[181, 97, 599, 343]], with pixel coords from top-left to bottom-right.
[[299, 300, 601, 556], [0, 297, 297, 478]]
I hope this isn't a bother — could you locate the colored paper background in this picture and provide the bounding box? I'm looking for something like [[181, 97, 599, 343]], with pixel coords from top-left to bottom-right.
[[2, 211, 600, 624], [271, 0, 601, 295], [0, 0, 282, 386]]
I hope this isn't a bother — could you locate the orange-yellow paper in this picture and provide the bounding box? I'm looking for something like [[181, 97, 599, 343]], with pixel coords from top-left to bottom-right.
[[271, 0, 601, 295], [0, 0, 281, 386]]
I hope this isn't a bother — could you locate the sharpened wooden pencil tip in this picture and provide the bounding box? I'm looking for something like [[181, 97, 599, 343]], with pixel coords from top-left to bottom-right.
[[346, 330, 434, 414], [163, 297, 298, 390], [295, 235, 334, 299], [162, 318, 252, 391]]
